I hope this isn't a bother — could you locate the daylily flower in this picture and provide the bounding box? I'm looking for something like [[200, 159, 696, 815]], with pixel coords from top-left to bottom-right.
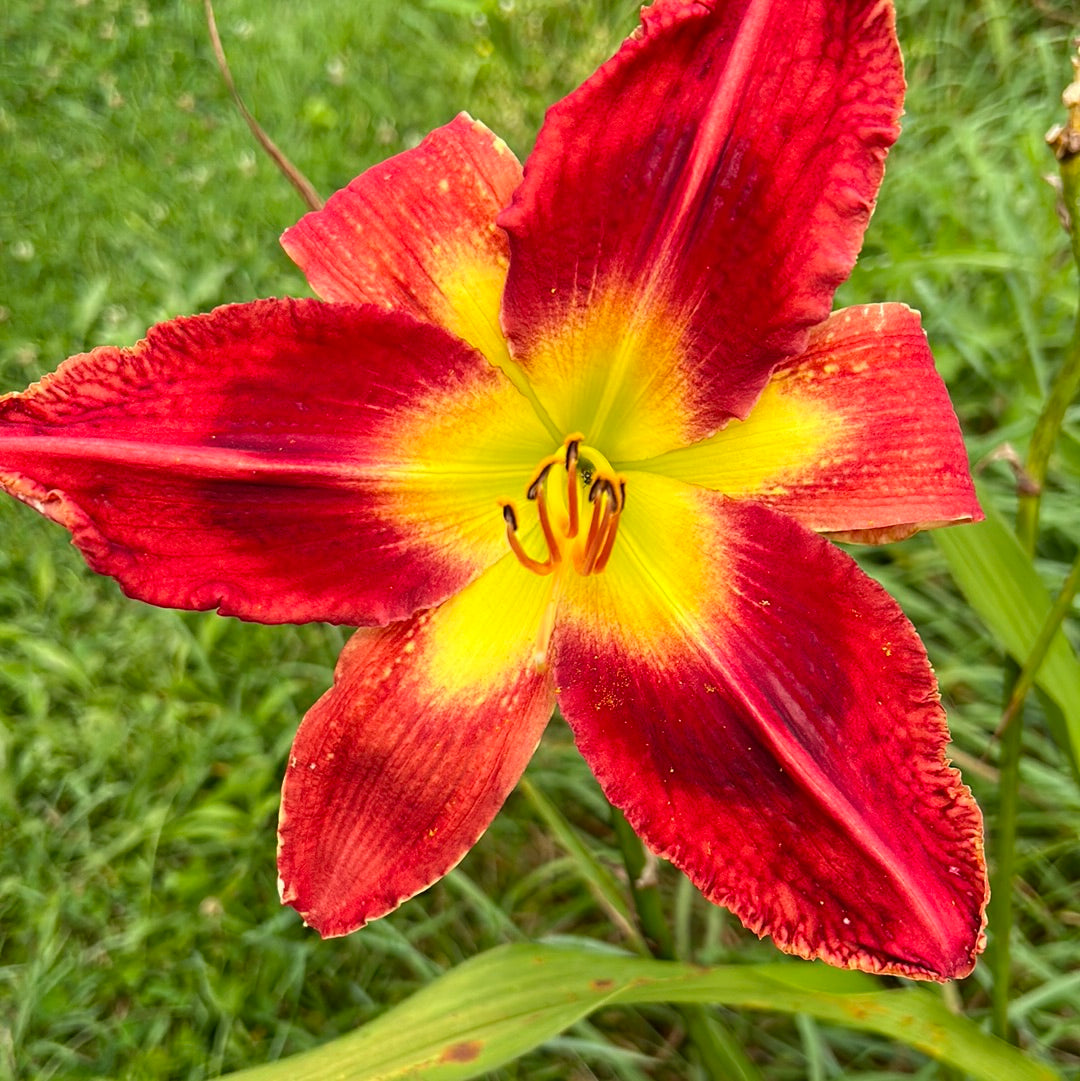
[[0, 0, 988, 979]]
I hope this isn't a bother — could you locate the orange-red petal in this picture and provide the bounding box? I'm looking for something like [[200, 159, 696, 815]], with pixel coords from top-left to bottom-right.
[[500, 0, 905, 457], [553, 472, 987, 979], [282, 113, 522, 371], [0, 298, 548, 625], [278, 554, 556, 936], [638, 304, 981, 540]]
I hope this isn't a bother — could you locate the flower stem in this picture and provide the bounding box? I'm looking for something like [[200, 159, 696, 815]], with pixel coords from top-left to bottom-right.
[[989, 699, 1023, 1042], [611, 809, 672, 956], [611, 808, 763, 1081], [992, 49, 1080, 1041], [1016, 299, 1080, 547], [997, 550, 1080, 735]]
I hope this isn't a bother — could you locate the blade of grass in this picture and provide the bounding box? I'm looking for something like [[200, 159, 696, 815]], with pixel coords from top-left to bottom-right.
[[518, 777, 645, 952], [611, 809, 762, 1081]]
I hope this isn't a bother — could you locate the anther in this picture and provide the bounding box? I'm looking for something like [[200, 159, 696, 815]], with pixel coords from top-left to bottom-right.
[[527, 462, 555, 502], [527, 454, 562, 498]]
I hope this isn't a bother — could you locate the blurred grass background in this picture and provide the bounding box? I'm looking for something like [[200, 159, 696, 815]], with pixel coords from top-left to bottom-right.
[[1, 0, 1078, 1078]]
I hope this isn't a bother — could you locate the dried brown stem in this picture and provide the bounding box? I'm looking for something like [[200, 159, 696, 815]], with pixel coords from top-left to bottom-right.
[[203, 0, 323, 212]]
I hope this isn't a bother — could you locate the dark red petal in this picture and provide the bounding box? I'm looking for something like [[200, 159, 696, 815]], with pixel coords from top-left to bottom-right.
[[282, 113, 522, 367], [500, 0, 904, 453], [0, 298, 547, 625], [554, 475, 987, 979], [641, 304, 982, 540], [278, 556, 556, 936]]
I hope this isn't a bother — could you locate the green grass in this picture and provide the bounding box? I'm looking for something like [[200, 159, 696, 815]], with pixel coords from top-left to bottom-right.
[[1, 0, 1079, 1078]]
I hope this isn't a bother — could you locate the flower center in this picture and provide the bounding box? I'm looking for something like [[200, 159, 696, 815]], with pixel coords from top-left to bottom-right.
[[500, 434, 625, 577]]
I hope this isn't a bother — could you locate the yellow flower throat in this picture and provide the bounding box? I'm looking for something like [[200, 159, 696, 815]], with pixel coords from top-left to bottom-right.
[[500, 434, 625, 577]]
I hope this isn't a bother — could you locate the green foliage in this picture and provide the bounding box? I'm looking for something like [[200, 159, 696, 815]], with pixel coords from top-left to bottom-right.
[[936, 492, 1080, 770], [1, 1, 1078, 1079], [226, 945, 1060, 1081]]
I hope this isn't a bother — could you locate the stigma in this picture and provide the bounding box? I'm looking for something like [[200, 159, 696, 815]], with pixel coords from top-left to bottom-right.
[[500, 434, 625, 577]]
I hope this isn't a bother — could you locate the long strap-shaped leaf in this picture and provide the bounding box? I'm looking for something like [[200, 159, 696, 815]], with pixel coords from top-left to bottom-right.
[[225, 943, 1059, 1081], [936, 488, 1080, 775]]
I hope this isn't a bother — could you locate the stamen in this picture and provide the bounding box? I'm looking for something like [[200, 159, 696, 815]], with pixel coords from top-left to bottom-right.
[[579, 480, 616, 574], [533, 476, 562, 566], [500, 502, 554, 576], [499, 436, 624, 578], [592, 492, 624, 574]]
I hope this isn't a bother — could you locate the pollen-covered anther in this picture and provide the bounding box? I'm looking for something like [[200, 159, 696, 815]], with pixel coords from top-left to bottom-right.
[[501, 434, 625, 577]]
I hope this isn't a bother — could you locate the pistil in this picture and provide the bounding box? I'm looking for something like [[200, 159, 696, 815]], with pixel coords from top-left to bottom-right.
[[565, 439, 580, 540]]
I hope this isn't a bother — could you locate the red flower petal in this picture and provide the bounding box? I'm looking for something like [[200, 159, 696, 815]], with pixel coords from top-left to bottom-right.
[[553, 473, 987, 980], [500, 0, 904, 457], [278, 555, 556, 936], [282, 113, 522, 369], [639, 304, 981, 541], [0, 298, 549, 625]]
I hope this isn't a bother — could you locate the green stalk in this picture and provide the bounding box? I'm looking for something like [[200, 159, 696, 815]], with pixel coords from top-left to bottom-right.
[[611, 808, 763, 1081], [1016, 301, 1080, 547], [611, 808, 677, 958], [1027, 54, 1080, 539], [998, 551, 1080, 732], [991, 51, 1080, 1041], [989, 701, 1023, 1041]]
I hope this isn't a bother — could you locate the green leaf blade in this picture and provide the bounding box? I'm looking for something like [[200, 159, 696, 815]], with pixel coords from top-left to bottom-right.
[[225, 945, 1061, 1081], [935, 495, 1080, 773]]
